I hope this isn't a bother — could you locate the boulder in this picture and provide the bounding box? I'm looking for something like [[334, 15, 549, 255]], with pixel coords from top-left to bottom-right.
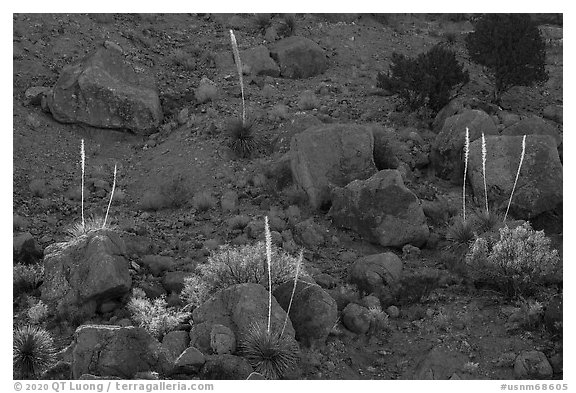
[[13, 232, 43, 264], [273, 279, 338, 348], [349, 252, 402, 302], [40, 230, 131, 320], [47, 46, 162, 135], [190, 283, 296, 353], [174, 347, 206, 374], [200, 354, 253, 380], [431, 109, 498, 182], [501, 116, 562, 147], [411, 346, 469, 380], [162, 330, 190, 359], [542, 104, 563, 124], [432, 96, 500, 133], [290, 123, 377, 209], [514, 351, 553, 379], [269, 36, 328, 79], [241, 45, 280, 77], [341, 303, 371, 334], [294, 218, 325, 248], [329, 170, 429, 248], [210, 324, 236, 355], [467, 135, 562, 219], [70, 325, 173, 379]]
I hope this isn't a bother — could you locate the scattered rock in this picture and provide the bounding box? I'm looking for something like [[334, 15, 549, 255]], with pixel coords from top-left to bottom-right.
[[542, 104, 563, 124], [241, 45, 280, 77], [41, 230, 131, 320], [313, 273, 338, 289], [289, 123, 377, 209], [174, 347, 206, 374], [468, 135, 562, 219], [411, 346, 469, 380], [13, 232, 43, 264], [273, 279, 338, 348], [348, 252, 402, 302], [162, 331, 190, 359], [341, 303, 371, 334], [70, 325, 173, 379], [514, 351, 553, 379], [210, 324, 236, 355], [329, 170, 429, 248], [269, 36, 328, 79], [25, 86, 52, 106], [47, 46, 162, 135], [386, 305, 400, 318], [294, 218, 325, 248], [200, 354, 253, 380], [431, 109, 498, 182]]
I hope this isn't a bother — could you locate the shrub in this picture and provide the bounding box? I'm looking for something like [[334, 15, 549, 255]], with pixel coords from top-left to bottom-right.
[[192, 191, 216, 212], [227, 118, 262, 159], [377, 44, 469, 114], [444, 217, 477, 256], [127, 293, 190, 340], [65, 215, 111, 239], [297, 90, 319, 110], [465, 14, 548, 103], [160, 175, 190, 208], [466, 222, 560, 297], [14, 263, 44, 296], [169, 49, 196, 71], [194, 80, 218, 104], [238, 320, 299, 380], [277, 14, 296, 38], [140, 190, 167, 211], [181, 241, 306, 308], [367, 306, 390, 336], [443, 31, 458, 44], [27, 300, 49, 325], [13, 325, 56, 379]]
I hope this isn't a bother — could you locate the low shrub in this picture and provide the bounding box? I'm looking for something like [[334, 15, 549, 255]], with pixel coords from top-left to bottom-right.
[[193, 191, 216, 212], [27, 300, 49, 325], [13, 263, 44, 297], [127, 293, 190, 340], [181, 241, 307, 309], [466, 222, 560, 297], [297, 90, 319, 110], [168, 49, 196, 71], [13, 325, 56, 379], [194, 81, 218, 104]]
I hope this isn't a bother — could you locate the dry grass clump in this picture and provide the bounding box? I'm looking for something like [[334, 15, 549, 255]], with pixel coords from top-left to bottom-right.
[[127, 292, 190, 340], [297, 90, 319, 110], [13, 263, 44, 297], [193, 191, 217, 212], [194, 79, 219, 103], [169, 48, 196, 71]]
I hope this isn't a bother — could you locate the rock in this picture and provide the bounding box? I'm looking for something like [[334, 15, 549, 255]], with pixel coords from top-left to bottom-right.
[[290, 123, 377, 209], [313, 273, 338, 289], [327, 285, 360, 311], [162, 271, 191, 294], [240, 45, 280, 77], [269, 36, 328, 79], [220, 191, 238, 212], [161, 330, 190, 360], [70, 325, 173, 379], [431, 109, 498, 182], [273, 279, 338, 348], [140, 255, 176, 277], [549, 353, 563, 375], [386, 305, 400, 318], [542, 104, 563, 124], [40, 230, 131, 320], [13, 232, 43, 264], [402, 244, 421, 259], [329, 170, 429, 248], [139, 281, 166, 299], [341, 303, 371, 334], [372, 126, 401, 170], [42, 361, 72, 379], [361, 295, 381, 310], [497, 110, 521, 127], [467, 135, 562, 219], [501, 116, 562, 147], [190, 283, 296, 352], [411, 346, 469, 380], [348, 252, 402, 301], [174, 347, 206, 373], [47, 46, 162, 135], [25, 86, 52, 106], [432, 96, 499, 133], [200, 354, 253, 380], [210, 324, 236, 355], [514, 351, 553, 379], [294, 218, 325, 248]]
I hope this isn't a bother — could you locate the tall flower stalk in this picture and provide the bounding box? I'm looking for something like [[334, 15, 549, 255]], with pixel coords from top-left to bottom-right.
[[102, 164, 117, 229], [281, 249, 302, 339], [80, 139, 86, 230], [481, 133, 489, 215], [264, 216, 272, 333], [504, 135, 526, 222], [229, 29, 246, 126], [462, 127, 470, 222]]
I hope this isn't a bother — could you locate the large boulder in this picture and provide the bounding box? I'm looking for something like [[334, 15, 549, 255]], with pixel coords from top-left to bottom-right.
[[349, 253, 402, 304], [70, 325, 174, 379], [501, 116, 562, 147], [47, 46, 162, 135], [269, 36, 328, 79], [200, 354, 253, 380], [40, 229, 132, 320], [329, 170, 429, 248], [273, 279, 338, 348], [241, 45, 280, 77], [189, 283, 296, 354], [431, 109, 498, 182], [290, 123, 377, 209], [467, 135, 562, 219], [13, 232, 43, 264]]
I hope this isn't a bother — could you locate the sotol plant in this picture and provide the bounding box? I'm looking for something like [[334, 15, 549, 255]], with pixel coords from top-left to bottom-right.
[[13, 325, 56, 379]]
